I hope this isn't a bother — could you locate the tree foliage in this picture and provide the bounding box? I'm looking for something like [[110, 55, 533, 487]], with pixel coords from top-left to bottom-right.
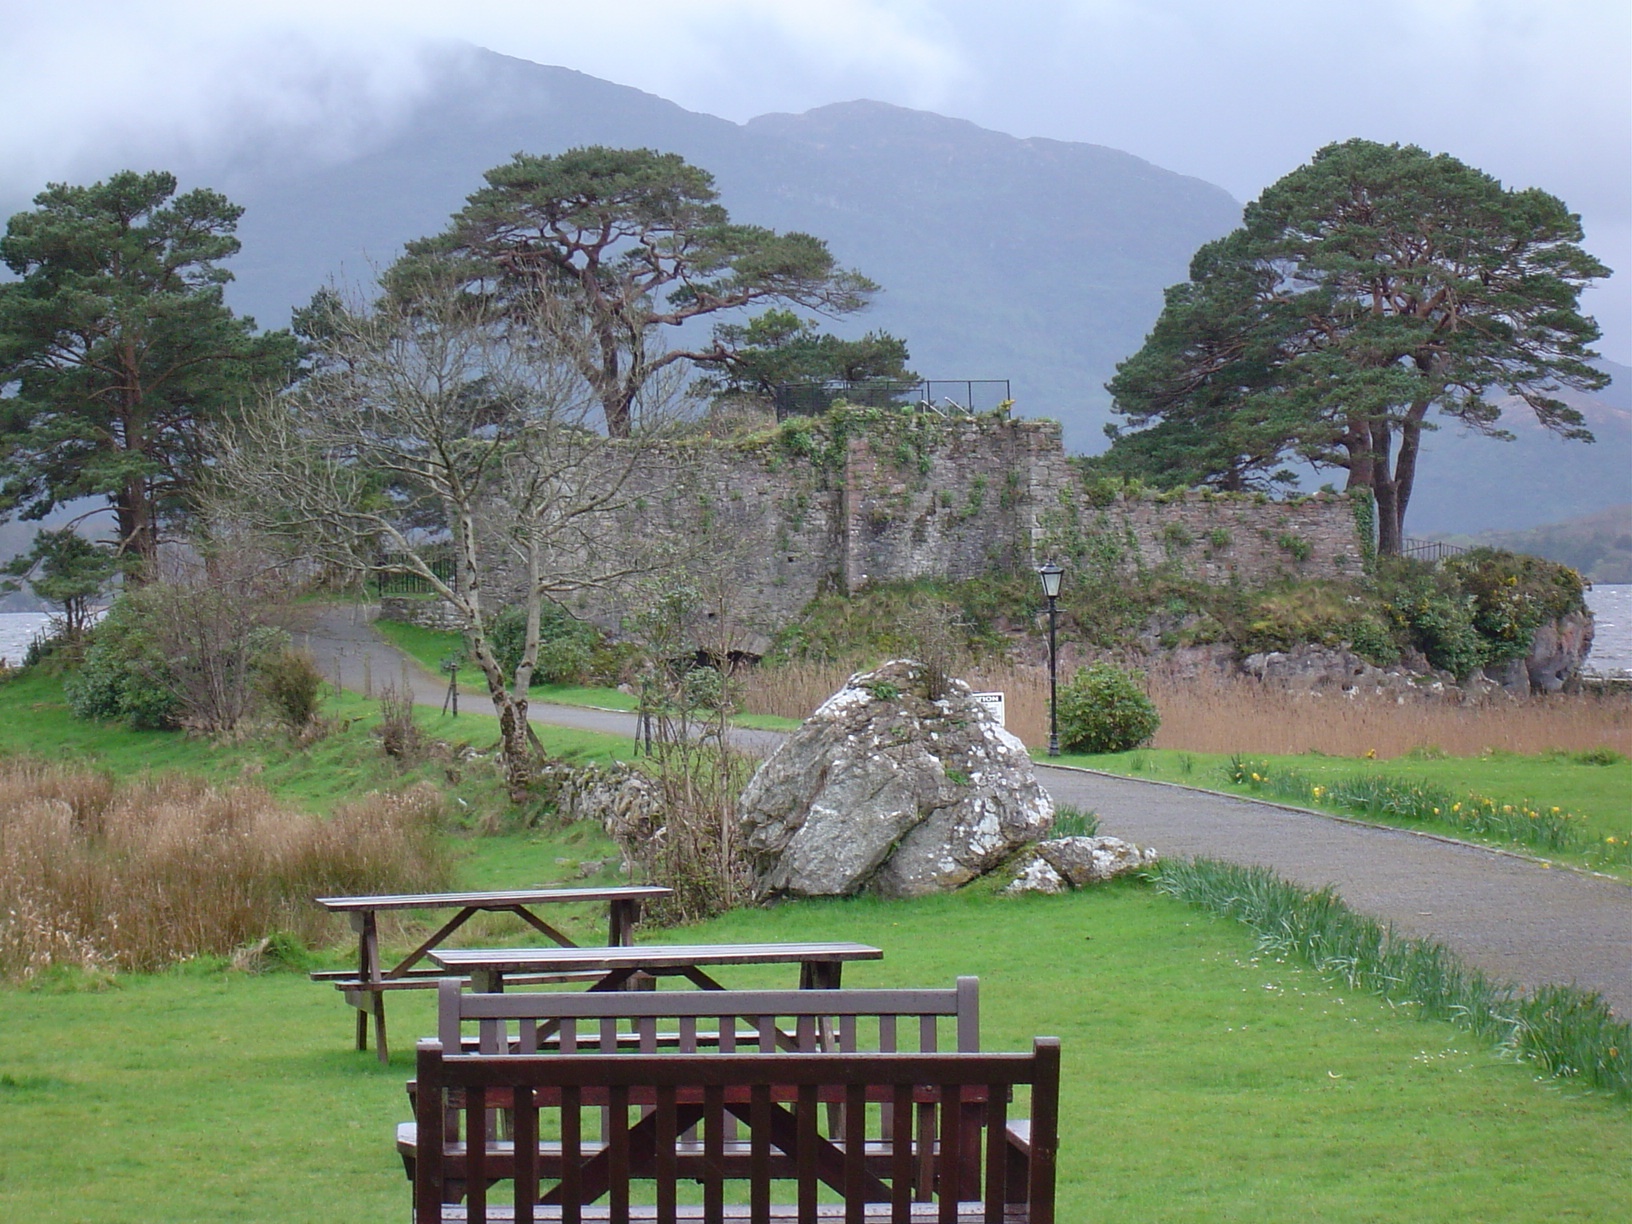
[[1104, 140, 1611, 551], [221, 261, 678, 796], [697, 308, 914, 401], [0, 171, 297, 577], [410, 147, 877, 436], [0, 527, 116, 640]]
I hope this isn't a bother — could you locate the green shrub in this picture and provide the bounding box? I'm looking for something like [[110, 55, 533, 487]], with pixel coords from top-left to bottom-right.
[[1377, 560, 1485, 677], [681, 665, 727, 711], [1050, 805, 1100, 837], [1057, 663, 1161, 753], [257, 649, 325, 728], [63, 598, 179, 729], [486, 602, 604, 686], [1442, 548, 1587, 663]]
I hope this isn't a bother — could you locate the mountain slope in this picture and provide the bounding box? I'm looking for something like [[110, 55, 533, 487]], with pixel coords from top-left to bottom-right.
[[2, 45, 1623, 531], [7, 46, 1238, 452]]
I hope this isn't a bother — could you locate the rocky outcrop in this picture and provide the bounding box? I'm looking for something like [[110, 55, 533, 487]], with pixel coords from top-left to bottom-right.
[[1527, 610, 1594, 694], [1238, 608, 1597, 699], [1004, 836, 1158, 894], [738, 660, 1053, 899], [1240, 644, 1455, 697]]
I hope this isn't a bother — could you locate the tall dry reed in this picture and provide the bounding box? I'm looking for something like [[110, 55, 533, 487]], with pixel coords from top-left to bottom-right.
[[0, 759, 451, 980], [741, 659, 1632, 759], [1143, 672, 1632, 759]]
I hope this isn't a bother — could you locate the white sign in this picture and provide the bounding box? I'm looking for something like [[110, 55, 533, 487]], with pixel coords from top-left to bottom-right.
[[971, 691, 1005, 727]]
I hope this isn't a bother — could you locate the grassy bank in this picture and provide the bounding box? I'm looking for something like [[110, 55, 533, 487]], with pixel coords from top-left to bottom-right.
[[1057, 745, 1632, 877], [372, 618, 800, 731]]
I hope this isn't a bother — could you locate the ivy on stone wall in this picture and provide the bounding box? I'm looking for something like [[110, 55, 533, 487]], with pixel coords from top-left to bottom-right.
[[1350, 487, 1377, 572]]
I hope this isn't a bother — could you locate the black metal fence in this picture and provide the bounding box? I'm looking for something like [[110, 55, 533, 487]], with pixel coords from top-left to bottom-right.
[[772, 379, 1011, 421], [1400, 538, 1470, 564], [374, 552, 456, 596]]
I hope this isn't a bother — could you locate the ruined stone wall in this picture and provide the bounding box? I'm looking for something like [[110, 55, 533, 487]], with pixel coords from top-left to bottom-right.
[[467, 411, 1368, 647], [1037, 486, 1368, 586]]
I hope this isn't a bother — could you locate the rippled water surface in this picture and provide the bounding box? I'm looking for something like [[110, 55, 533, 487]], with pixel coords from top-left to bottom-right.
[[0, 612, 50, 667], [1584, 584, 1631, 678]]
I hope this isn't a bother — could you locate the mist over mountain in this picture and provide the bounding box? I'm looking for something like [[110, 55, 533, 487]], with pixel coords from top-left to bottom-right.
[[4, 47, 1239, 453], [2, 44, 1625, 536]]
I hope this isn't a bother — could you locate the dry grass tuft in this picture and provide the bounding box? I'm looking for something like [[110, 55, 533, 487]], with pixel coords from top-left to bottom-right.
[[0, 759, 451, 980], [741, 660, 1632, 760]]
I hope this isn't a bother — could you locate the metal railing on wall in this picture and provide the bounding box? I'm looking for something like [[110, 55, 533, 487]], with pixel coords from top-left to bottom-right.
[[374, 553, 456, 596], [772, 379, 1011, 421], [1400, 538, 1470, 563]]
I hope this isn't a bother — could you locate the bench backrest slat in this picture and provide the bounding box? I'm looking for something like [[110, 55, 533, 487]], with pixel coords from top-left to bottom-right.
[[438, 978, 981, 1057]]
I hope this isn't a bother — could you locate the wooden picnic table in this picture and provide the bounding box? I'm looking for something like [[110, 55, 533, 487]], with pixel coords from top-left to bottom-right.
[[313, 886, 672, 1062], [427, 940, 884, 995]]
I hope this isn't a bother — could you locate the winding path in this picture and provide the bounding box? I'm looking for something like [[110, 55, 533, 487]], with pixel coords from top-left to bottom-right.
[[302, 606, 1632, 1018]]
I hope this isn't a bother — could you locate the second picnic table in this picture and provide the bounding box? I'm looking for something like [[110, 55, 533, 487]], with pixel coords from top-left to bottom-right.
[[311, 885, 672, 1061], [427, 940, 885, 994]]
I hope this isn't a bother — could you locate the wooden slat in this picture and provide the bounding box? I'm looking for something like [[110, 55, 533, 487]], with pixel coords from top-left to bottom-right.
[[982, 1088, 1005, 1224], [954, 980, 979, 1054], [750, 1084, 771, 1224], [562, 1085, 583, 1224], [937, 1085, 959, 1224], [469, 1085, 488, 1224], [1027, 1040, 1060, 1224], [656, 1085, 678, 1224], [890, 1084, 912, 1224], [316, 886, 672, 912], [797, 1084, 818, 1223], [514, 1085, 538, 1224], [844, 1082, 866, 1224], [609, 1085, 630, 1224], [703, 1084, 726, 1224]]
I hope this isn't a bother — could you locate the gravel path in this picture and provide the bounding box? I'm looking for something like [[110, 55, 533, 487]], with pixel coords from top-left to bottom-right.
[[304, 607, 1632, 1017]]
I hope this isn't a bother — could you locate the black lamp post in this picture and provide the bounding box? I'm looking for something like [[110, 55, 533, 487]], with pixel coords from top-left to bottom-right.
[[1037, 561, 1063, 757]]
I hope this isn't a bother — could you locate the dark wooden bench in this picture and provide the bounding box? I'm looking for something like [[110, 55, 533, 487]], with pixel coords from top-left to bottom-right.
[[400, 979, 983, 1187], [412, 1036, 1061, 1222]]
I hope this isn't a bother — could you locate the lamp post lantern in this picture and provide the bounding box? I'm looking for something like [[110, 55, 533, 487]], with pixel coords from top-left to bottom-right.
[[1037, 561, 1063, 757]]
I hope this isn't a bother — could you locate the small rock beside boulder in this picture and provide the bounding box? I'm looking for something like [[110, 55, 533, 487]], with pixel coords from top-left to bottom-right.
[[1004, 836, 1158, 894], [739, 659, 1054, 899]]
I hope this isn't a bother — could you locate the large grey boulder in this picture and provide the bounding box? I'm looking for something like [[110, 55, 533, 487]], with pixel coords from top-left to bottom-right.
[[739, 660, 1053, 899]]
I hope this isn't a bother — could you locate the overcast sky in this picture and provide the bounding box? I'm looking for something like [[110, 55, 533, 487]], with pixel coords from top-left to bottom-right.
[[3, 0, 1628, 360]]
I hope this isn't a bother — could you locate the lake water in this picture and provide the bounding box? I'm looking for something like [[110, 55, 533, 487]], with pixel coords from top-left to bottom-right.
[[0, 611, 51, 667], [2, 586, 1630, 676], [1583, 584, 1632, 680]]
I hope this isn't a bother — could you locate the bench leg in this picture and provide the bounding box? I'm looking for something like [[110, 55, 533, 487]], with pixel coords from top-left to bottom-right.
[[355, 1002, 369, 1052], [372, 990, 389, 1064]]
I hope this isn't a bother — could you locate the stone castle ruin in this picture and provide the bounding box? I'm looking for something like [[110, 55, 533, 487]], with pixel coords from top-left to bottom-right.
[[389, 410, 1369, 648]]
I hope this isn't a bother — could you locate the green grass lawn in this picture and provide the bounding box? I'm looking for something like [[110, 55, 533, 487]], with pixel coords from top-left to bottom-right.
[[372, 619, 639, 710], [1054, 745, 1632, 878], [5, 668, 1632, 1219], [4, 877, 1630, 1223], [372, 617, 803, 731], [0, 667, 639, 818]]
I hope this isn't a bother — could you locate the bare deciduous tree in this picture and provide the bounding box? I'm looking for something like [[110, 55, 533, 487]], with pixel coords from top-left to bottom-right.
[[217, 265, 682, 796]]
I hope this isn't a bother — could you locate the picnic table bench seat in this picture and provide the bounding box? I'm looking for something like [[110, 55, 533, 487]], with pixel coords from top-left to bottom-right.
[[311, 886, 670, 1061]]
